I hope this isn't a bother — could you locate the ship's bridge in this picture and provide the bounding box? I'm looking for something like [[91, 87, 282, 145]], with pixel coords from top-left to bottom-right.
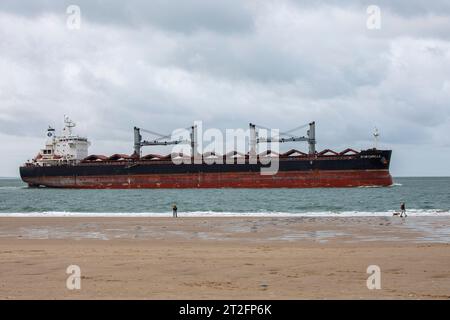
[[33, 117, 90, 165]]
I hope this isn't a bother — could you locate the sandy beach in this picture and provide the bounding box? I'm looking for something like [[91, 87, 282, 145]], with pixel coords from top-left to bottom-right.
[[0, 216, 449, 299]]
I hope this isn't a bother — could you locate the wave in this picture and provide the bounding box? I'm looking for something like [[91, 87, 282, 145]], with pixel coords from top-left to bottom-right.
[[0, 209, 449, 217], [0, 186, 24, 190], [356, 183, 402, 188]]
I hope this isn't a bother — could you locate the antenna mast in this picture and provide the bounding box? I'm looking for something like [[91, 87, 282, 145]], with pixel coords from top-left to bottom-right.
[[373, 127, 379, 149]]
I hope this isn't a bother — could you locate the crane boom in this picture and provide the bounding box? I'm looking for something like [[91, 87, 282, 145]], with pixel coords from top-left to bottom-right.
[[249, 121, 316, 155], [258, 136, 309, 143], [133, 126, 195, 158]]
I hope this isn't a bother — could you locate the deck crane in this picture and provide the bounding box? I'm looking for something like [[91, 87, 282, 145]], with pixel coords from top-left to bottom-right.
[[249, 121, 316, 155], [133, 125, 197, 158]]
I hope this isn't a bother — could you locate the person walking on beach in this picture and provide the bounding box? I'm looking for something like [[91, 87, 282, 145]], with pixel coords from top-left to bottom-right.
[[172, 204, 178, 218], [400, 202, 407, 217]]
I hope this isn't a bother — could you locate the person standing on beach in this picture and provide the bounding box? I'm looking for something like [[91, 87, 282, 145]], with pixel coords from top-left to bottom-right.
[[400, 202, 407, 217], [172, 204, 178, 218]]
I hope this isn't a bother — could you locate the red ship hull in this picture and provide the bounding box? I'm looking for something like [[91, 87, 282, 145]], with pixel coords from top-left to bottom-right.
[[22, 169, 393, 189]]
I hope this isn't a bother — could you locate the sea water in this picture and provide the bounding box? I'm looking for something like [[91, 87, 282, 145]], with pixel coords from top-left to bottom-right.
[[0, 177, 448, 217]]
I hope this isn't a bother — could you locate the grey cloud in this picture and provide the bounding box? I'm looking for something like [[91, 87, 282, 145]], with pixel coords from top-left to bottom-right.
[[288, 0, 450, 16], [0, 1, 450, 176], [0, 0, 254, 34]]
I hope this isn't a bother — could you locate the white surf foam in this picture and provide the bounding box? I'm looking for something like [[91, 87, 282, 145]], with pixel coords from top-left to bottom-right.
[[0, 209, 449, 217]]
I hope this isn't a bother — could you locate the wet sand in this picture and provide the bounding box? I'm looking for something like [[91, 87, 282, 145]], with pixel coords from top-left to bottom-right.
[[0, 217, 449, 299]]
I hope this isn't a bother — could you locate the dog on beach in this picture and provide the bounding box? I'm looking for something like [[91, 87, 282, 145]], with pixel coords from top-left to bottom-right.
[[392, 212, 401, 216]]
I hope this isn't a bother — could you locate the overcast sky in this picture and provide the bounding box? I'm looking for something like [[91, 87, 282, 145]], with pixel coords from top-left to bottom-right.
[[1, 0, 449, 177]]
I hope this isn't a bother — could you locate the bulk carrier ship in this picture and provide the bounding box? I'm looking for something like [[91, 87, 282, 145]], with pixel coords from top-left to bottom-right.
[[19, 117, 393, 188]]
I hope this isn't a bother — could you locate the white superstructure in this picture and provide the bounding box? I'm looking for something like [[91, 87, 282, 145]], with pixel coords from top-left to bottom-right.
[[32, 117, 90, 165]]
